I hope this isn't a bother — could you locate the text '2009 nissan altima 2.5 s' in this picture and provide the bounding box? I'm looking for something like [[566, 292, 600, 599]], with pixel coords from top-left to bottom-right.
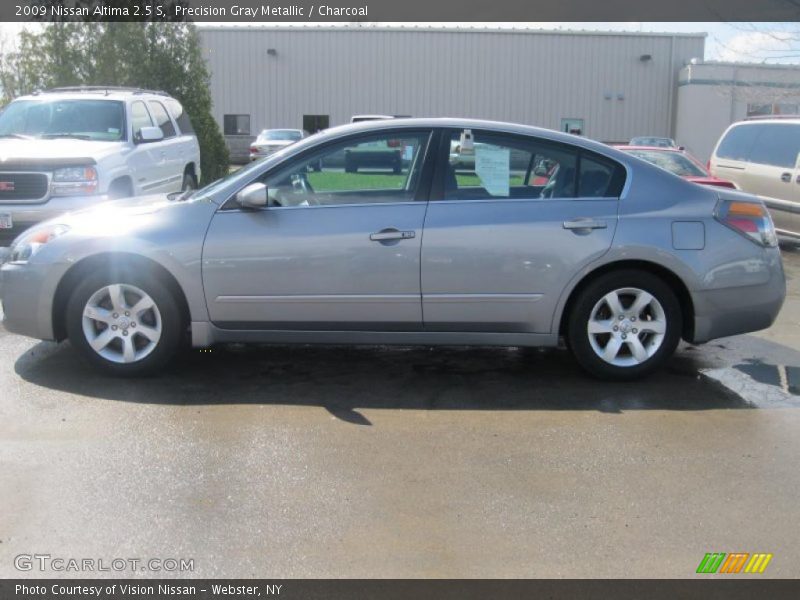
[[0, 119, 786, 380]]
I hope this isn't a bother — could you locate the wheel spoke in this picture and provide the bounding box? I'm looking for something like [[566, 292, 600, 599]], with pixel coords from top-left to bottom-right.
[[627, 337, 648, 362], [588, 319, 615, 334], [602, 337, 623, 362], [630, 290, 654, 316], [107, 284, 128, 312], [603, 291, 624, 316], [130, 295, 155, 316], [639, 319, 666, 335], [121, 336, 136, 363], [83, 305, 113, 324], [89, 328, 116, 352]]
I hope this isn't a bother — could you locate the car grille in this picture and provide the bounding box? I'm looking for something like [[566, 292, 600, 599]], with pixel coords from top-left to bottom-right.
[[0, 173, 49, 202]]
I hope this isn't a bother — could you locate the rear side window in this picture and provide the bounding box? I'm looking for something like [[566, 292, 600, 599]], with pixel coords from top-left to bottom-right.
[[749, 123, 800, 168], [443, 129, 624, 200], [579, 154, 620, 197], [716, 124, 762, 161], [147, 100, 176, 138], [164, 98, 194, 135]]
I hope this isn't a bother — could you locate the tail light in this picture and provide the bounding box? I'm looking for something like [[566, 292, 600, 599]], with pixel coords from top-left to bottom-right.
[[249, 146, 257, 154], [715, 199, 778, 247]]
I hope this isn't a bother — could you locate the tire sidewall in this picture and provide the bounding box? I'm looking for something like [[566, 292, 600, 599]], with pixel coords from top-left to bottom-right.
[[65, 269, 184, 376], [182, 173, 197, 191], [567, 270, 682, 380]]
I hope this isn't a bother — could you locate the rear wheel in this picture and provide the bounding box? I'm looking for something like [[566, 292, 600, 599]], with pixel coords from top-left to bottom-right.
[[566, 270, 681, 380], [181, 172, 197, 192], [65, 269, 184, 376]]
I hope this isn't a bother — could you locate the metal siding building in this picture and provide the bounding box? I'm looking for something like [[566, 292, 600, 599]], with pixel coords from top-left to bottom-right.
[[199, 27, 705, 161]]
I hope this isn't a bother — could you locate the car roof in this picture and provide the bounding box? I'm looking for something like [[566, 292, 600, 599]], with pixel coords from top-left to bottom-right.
[[737, 116, 800, 124], [18, 87, 174, 102]]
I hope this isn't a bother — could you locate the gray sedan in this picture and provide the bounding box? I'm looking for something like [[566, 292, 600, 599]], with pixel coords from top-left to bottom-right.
[[0, 119, 786, 379]]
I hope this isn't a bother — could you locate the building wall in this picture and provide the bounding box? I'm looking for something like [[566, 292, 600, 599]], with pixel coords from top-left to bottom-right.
[[676, 62, 800, 162], [199, 27, 705, 162]]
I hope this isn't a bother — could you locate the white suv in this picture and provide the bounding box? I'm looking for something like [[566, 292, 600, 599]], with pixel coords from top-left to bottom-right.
[[0, 86, 201, 245]]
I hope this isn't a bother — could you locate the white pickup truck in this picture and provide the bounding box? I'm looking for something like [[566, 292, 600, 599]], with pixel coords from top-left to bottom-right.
[[0, 86, 201, 245]]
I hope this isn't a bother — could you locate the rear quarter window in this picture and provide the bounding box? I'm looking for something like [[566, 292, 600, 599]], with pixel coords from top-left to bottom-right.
[[749, 123, 800, 168], [164, 98, 195, 135]]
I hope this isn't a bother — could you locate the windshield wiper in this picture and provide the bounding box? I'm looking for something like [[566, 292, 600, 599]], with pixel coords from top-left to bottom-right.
[[40, 133, 92, 140], [0, 133, 34, 140]]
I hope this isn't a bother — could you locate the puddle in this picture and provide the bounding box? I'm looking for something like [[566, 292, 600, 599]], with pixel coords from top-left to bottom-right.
[[702, 361, 800, 408], [733, 362, 800, 396]]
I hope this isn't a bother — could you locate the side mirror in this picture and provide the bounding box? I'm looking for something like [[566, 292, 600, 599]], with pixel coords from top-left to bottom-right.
[[235, 182, 268, 208], [136, 126, 164, 144]]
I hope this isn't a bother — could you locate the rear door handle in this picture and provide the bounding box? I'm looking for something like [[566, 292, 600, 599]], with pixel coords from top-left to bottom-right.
[[563, 219, 607, 230], [370, 229, 416, 241], [781, 172, 792, 182]]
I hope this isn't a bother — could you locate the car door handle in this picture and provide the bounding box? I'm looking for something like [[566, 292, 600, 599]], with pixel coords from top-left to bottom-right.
[[563, 219, 607, 230], [370, 229, 415, 241], [781, 172, 792, 182]]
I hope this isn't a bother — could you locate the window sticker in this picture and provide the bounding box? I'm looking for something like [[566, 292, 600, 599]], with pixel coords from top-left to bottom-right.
[[403, 145, 414, 161], [475, 144, 510, 196]]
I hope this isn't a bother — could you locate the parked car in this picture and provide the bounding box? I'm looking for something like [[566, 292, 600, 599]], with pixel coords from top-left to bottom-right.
[[0, 118, 784, 380], [0, 86, 200, 246], [615, 145, 737, 189], [629, 136, 678, 148], [709, 117, 800, 241], [249, 129, 304, 161]]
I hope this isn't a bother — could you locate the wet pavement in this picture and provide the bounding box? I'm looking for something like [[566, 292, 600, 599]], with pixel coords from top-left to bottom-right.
[[1, 249, 799, 578]]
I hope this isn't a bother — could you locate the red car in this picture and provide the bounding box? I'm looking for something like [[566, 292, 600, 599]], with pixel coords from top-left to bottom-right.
[[614, 145, 737, 189]]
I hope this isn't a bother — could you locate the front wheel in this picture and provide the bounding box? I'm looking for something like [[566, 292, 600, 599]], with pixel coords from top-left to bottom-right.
[[566, 270, 682, 380], [65, 269, 185, 376]]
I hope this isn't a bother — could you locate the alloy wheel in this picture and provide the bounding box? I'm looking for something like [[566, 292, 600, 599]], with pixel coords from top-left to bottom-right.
[[81, 283, 162, 364], [586, 287, 667, 367]]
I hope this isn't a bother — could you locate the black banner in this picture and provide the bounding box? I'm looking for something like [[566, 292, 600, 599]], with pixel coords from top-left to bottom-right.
[[3, 580, 800, 600], [2, 0, 800, 22]]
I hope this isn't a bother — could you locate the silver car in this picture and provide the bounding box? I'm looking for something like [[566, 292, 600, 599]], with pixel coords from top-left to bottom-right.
[[0, 119, 786, 380], [249, 128, 304, 161]]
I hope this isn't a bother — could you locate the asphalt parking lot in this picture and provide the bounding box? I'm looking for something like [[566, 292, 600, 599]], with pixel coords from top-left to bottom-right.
[[1, 249, 800, 578]]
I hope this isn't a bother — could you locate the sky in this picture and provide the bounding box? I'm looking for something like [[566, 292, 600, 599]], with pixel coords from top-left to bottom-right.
[[1, 22, 798, 64]]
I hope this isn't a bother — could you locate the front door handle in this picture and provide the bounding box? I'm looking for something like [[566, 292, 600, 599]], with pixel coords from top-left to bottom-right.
[[563, 219, 607, 231], [781, 172, 792, 182], [370, 228, 416, 242]]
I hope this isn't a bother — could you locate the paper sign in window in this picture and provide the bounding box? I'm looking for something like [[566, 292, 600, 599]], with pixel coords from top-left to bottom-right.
[[475, 145, 510, 196]]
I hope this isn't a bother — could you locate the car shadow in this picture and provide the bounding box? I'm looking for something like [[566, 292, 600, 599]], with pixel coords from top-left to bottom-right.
[[13, 339, 759, 423]]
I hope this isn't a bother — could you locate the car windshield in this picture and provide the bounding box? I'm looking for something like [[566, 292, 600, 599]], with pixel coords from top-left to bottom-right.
[[261, 130, 302, 141], [630, 137, 674, 148], [625, 149, 707, 177], [0, 99, 125, 141]]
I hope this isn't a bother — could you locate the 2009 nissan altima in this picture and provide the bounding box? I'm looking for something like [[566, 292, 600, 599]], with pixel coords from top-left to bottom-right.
[[0, 119, 786, 379]]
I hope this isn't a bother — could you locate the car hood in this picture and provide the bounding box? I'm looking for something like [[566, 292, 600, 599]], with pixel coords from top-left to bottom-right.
[[0, 138, 125, 165]]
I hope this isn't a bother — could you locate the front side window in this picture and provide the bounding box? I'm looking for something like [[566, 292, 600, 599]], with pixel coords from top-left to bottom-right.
[[0, 99, 125, 141], [262, 131, 430, 207], [147, 101, 176, 138], [444, 130, 621, 200], [130, 101, 153, 138]]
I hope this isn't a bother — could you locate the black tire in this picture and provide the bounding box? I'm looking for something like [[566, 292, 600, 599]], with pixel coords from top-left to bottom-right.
[[108, 179, 133, 200], [181, 172, 197, 191], [65, 268, 185, 376], [566, 270, 682, 380]]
